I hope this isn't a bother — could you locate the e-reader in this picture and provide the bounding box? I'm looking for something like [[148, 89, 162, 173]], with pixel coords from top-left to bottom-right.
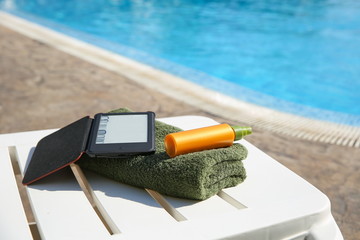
[[22, 112, 155, 185], [87, 112, 155, 157]]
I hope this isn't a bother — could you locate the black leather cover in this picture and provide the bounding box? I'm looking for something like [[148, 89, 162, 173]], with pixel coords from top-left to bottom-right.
[[22, 116, 93, 185]]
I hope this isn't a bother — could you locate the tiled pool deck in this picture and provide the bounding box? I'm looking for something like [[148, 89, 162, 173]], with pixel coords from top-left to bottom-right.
[[1, 13, 359, 239]]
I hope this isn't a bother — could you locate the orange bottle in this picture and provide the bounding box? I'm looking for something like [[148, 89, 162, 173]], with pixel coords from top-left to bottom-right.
[[164, 124, 252, 157]]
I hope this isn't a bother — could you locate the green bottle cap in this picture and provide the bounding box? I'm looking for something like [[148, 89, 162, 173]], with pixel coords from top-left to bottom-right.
[[231, 126, 252, 141]]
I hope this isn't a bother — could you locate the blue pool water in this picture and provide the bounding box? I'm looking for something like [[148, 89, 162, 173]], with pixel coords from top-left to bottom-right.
[[1, 0, 360, 125]]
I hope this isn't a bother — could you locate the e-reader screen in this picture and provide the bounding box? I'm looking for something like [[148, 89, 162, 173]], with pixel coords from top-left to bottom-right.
[[96, 114, 148, 144]]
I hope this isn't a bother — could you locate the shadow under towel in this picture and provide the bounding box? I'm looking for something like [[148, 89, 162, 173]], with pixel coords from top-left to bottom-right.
[[78, 109, 248, 200]]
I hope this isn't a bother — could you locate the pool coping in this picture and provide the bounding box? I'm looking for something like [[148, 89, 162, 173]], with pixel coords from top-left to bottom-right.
[[1, 11, 359, 148]]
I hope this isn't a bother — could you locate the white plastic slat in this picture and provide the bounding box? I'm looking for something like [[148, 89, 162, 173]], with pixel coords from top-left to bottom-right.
[[79, 172, 205, 239], [0, 129, 56, 147], [15, 144, 110, 240], [0, 147, 32, 240], [177, 206, 312, 240], [83, 171, 178, 232], [223, 140, 330, 210], [163, 194, 238, 220]]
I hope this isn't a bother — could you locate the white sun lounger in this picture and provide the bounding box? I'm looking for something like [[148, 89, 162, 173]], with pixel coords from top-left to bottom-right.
[[0, 116, 343, 239]]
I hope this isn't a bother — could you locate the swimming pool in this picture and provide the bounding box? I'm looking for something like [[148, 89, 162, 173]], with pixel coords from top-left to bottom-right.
[[1, 0, 360, 125]]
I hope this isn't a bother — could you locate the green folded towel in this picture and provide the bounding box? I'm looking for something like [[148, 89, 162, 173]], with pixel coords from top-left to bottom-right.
[[78, 108, 248, 200]]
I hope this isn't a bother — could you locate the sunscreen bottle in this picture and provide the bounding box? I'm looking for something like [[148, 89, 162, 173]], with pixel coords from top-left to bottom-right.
[[164, 124, 252, 158]]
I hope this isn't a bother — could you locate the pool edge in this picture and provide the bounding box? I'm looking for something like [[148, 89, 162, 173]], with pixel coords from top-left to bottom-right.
[[1, 11, 359, 148]]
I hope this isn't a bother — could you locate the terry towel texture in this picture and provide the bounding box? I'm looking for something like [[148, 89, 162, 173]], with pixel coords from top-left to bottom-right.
[[78, 109, 248, 200]]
